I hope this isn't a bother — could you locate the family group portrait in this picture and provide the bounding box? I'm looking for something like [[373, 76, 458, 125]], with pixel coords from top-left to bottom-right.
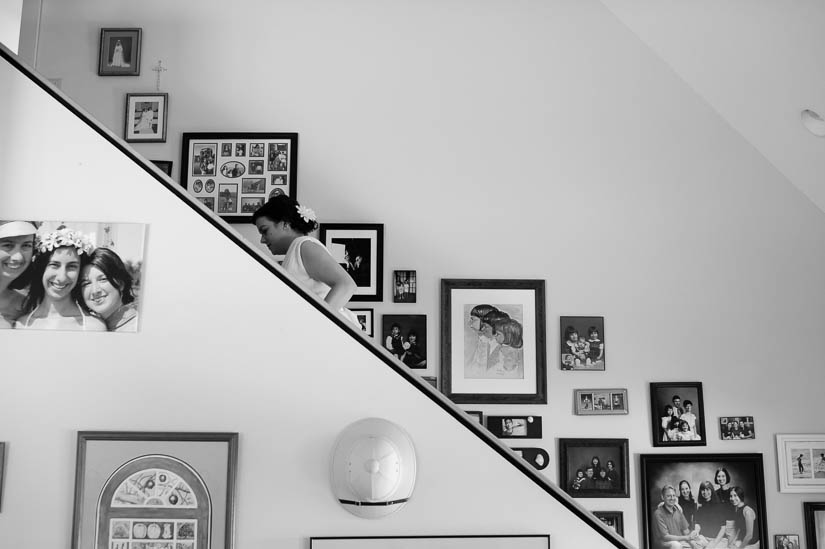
[[651, 382, 706, 446], [560, 438, 628, 498], [560, 316, 605, 370], [463, 303, 525, 379], [0, 220, 146, 332]]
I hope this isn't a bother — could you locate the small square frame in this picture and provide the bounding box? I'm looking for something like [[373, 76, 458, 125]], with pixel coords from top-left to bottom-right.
[[98, 28, 142, 76], [125, 93, 168, 143]]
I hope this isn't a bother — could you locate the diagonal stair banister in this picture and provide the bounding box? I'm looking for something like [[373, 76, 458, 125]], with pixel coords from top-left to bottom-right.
[[0, 42, 633, 549]]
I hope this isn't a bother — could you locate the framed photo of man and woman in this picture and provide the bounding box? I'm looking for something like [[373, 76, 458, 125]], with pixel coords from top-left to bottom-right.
[[440, 279, 547, 404], [559, 438, 630, 498], [180, 132, 298, 222], [650, 382, 706, 447], [0, 220, 146, 332], [776, 434, 825, 493], [640, 453, 767, 549], [319, 224, 384, 302], [381, 314, 426, 369]]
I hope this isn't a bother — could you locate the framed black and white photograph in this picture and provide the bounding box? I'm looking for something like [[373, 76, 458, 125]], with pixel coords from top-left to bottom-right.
[[319, 223, 383, 302], [640, 453, 767, 549], [593, 511, 624, 536], [0, 220, 146, 332], [466, 410, 483, 424], [574, 388, 628, 415], [181, 133, 298, 222], [560, 315, 605, 370], [776, 434, 825, 492], [720, 416, 755, 440], [124, 93, 168, 143], [150, 160, 173, 176], [98, 28, 141, 76], [513, 447, 549, 470], [805, 503, 825, 549], [559, 438, 629, 498], [775, 534, 800, 549], [650, 381, 706, 447], [71, 431, 239, 549], [440, 279, 547, 404], [349, 308, 374, 337], [311, 535, 550, 549], [393, 270, 417, 303], [381, 314, 426, 368], [486, 415, 542, 439]]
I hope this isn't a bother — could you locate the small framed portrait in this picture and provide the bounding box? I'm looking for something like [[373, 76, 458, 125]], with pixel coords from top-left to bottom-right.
[[486, 416, 542, 439], [559, 438, 629, 498], [267, 143, 290, 171], [381, 314, 426, 369], [593, 511, 624, 536], [192, 180, 203, 193], [191, 143, 217, 176], [218, 183, 238, 214], [640, 453, 767, 549], [806, 503, 825, 549], [150, 160, 173, 176], [775, 434, 825, 492], [393, 270, 417, 303], [235, 143, 246, 157], [98, 28, 141, 76], [319, 223, 384, 301], [513, 447, 549, 470], [249, 142, 264, 157], [241, 196, 264, 213], [124, 93, 168, 143], [349, 308, 374, 337], [197, 197, 215, 210], [574, 388, 628, 415], [560, 315, 605, 370], [774, 534, 800, 549], [205, 179, 215, 193], [221, 143, 232, 156], [649, 381, 706, 447], [720, 416, 755, 440], [248, 160, 264, 175], [466, 410, 483, 424], [241, 178, 266, 194]]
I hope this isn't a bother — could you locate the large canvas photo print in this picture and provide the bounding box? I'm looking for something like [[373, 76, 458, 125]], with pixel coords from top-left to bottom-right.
[[1, 220, 146, 332]]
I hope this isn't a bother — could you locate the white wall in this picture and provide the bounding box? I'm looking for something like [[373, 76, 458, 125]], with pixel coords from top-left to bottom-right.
[[0, 0, 22, 52], [10, 0, 825, 547]]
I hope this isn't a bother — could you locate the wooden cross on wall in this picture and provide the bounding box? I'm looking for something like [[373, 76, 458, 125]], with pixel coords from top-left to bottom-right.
[[152, 60, 167, 91]]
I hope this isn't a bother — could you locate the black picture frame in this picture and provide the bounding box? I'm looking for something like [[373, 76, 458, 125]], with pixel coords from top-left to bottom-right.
[[640, 453, 767, 549], [319, 223, 384, 302], [719, 416, 755, 440], [150, 160, 173, 176], [440, 278, 547, 404], [593, 511, 624, 537], [805, 502, 825, 549], [124, 93, 168, 143], [71, 431, 239, 549], [98, 28, 142, 76], [381, 314, 427, 368], [559, 438, 630, 498], [466, 410, 483, 424], [349, 307, 374, 337], [650, 381, 706, 447], [486, 415, 542, 439], [774, 533, 801, 549], [560, 315, 605, 370], [180, 132, 298, 222], [392, 270, 417, 303]]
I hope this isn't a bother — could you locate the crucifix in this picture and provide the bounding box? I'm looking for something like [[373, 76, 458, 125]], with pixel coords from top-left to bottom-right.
[[152, 60, 167, 91]]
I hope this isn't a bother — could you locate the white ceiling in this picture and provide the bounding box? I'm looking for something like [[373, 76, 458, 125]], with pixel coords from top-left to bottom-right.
[[600, 0, 825, 214]]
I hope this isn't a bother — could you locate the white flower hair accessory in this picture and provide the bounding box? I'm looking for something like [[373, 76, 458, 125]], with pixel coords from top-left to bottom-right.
[[296, 205, 317, 224], [36, 227, 95, 256]]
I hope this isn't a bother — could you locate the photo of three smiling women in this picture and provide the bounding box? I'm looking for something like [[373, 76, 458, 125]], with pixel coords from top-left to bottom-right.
[[0, 220, 145, 332]]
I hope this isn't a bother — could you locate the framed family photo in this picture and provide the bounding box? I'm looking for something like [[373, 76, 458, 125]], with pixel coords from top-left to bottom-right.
[[125, 93, 168, 143], [319, 223, 383, 302], [593, 511, 624, 536], [776, 434, 825, 492], [440, 279, 547, 404], [720, 416, 755, 440], [71, 431, 239, 549], [640, 453, 767, 549], [180, 132, 298, 222], [382, 314, 427, 368], [650, 381, 706, 447], [560, 315, 605, 370], [350, 308, 374, 337], [559, 438, 629, 498], [310, 535, 550, 549], [805, 503, 825, 549], [98, 28, 142, 76], [574, 388, 628, 415]]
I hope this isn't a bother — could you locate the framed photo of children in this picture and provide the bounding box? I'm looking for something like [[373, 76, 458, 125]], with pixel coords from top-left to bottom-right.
[[440, 279, 547, 404], [98, 28, 141, 76], [574, 388, 628, 415], [805, 502, 825, 549], [775, 434, 825, 492], [0, 220, 146, 332], [124, 93, 168, 143], [381, 314, 427, 369], [559, 438, 629, 498], [560, 315, 605, 370], [350, 308, 374, 337], [593, 511, 624, 537], [393, 270, 416, 303], [640, 453, 767, 549], [319, 223, 383, 301], [649, 381, 706, 447], [720, 416, 755, 440], [180, 132, 298, 222]]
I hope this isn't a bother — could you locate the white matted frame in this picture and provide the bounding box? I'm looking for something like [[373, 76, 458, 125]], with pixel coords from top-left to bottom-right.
[[311, 535, 550, 549], [776, 434, 825, 492]]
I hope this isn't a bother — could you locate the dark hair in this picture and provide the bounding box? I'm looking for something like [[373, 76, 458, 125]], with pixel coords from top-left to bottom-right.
[[481, 309, 509, 328], [251, 194, 318, 234], [697, 480, 715, 503], [684, 399, 693, 407], [390, 322, 401, 332], [588, 325, 599, 337], [678, 480, 695, 502], [6, 232, 36, 290], [672, 395, 681, 401], [715, 468, 731, 485], [23, 245, 85, 313], [81, 247, 135, 306], [664, 404, 674, 413], [491, 317, 523, 348], [730, 486, 746, 502], [591, 455, 601, 466], [564, 325, 578, 341], [470, 304, 497, 319], [606, 459, 615, 469]]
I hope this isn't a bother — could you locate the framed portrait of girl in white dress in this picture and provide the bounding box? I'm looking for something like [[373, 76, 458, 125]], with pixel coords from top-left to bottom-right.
[[98, 28, 142, 76], [125, 93, 168, 143]]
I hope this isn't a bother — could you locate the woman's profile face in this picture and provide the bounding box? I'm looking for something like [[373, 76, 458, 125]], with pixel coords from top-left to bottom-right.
[[716, 470, 728, 485], [468, 315, 481, 331], [0, 234, 34, 284], [42, 247, 80, 301], [81, 265, 123, 319]]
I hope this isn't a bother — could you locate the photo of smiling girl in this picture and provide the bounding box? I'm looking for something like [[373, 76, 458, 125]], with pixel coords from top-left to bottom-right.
[[0, 221, 38, 328]]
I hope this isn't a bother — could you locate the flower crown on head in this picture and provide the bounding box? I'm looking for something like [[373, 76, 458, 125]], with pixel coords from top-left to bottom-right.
[[36, 227, 95, 256], [296, 205, 317, 224]]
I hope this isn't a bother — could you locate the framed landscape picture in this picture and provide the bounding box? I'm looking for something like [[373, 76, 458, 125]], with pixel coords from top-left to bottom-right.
[[319, 223, 383, 302], [440, 278, 547, 404], [98, 28, 141, 76], [640, 453, 767, 549], [180, 132, 298, 222], [559, 438, 629, 498], [776, 434, 825, 492], [649, 381, 706, 447], [805, 502, 825, 549], [560, 315, 605, 370], [125, 93, 168, 143]]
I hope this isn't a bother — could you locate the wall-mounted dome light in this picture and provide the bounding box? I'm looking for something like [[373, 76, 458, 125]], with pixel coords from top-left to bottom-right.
[[801, 109, 825, 137]]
